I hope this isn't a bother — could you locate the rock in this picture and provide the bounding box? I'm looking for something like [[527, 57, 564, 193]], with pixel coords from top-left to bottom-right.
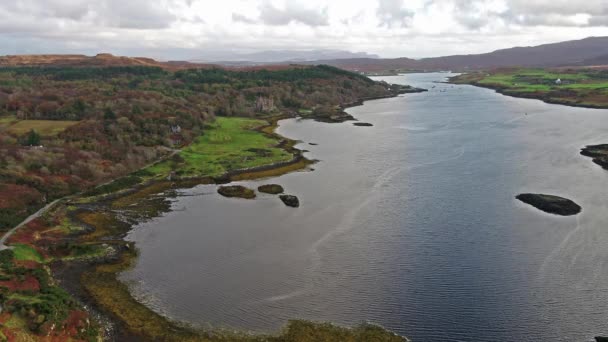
[[217, 185, 256, 199], [596, 337, 608, 342], [581, 144, 608, 170], [309, 143, 318, 146], [353, 122, 373, 127], [516, 193, 581, 216], [279, 195, 299, 208], [258, 184, 284, 194]]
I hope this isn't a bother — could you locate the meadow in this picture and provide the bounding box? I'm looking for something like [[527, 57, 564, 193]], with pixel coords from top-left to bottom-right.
[[5, 119, 78, 136], [451, 68, 608, 108], [145, 117, 293, 178]]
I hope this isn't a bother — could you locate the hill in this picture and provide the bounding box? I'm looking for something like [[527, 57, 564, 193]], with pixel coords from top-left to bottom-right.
[[308, 37, 608, 73], [194, 49, 379, 64], [0, 53, 216, 70]]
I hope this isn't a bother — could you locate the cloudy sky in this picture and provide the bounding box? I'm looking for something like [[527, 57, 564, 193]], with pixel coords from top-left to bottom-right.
[[1, 0, 607, 60]]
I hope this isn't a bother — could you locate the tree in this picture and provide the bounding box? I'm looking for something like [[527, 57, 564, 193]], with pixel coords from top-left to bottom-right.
[[23, 129, 41, 146], [73, 98, 87, 117], [103, 107, 116, 121]]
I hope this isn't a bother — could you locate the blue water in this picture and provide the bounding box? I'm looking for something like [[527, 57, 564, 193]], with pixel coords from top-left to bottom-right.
[[121, 73, 608, 341]]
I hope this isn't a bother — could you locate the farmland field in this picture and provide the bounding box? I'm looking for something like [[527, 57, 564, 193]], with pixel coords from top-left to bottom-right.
[[4, 119, 78, 136], [451, 68, 608, 108]]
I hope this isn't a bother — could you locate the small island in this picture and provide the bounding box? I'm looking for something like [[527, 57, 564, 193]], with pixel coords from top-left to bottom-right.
[[258, 184, 284, 194], [516, 193, 581, 216], [217, 185, 256, 199], [279, 195, 300, 207], [353, 122, 374, 127], [581, 144, 608, 170]]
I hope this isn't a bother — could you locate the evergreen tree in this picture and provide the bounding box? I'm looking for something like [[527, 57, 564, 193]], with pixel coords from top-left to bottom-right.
[[24, 129, 41, 146]]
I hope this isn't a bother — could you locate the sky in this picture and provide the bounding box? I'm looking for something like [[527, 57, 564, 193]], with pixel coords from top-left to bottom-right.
[[0, 0, 607, 60]]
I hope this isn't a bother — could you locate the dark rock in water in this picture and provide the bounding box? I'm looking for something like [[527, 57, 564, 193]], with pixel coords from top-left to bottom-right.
[[217, 185, 256, 199], [353, 122, 373, 127], [258, 184, 284, 194], [595, 337, 608, 342], [581, 144, 608, 170], [279, 195, 299, 207], [309, 142, 318, 146], [516, 193, 581, 216]]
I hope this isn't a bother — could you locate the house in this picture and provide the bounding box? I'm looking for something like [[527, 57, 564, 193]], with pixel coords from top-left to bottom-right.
[[170, 125, 181, 134], [255, 96, 275, 112]]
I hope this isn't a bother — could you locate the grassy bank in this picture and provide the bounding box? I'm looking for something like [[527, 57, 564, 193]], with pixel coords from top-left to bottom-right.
[[145, 117, 294, 178], [451, 68, 608, 108]]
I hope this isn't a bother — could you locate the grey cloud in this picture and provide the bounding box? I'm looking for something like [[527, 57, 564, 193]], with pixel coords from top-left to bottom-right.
[[500, 11, 587, 27], [501, 0, 608, 27], [452, 1, 490, 30], [589, 15, 608, 26], [0, 0, 178, 30], [507, 0, 607, 16], [376, 0, 413, 28], [95, 0, 176, 29], [443, 0, 608, 28], [258, 2, 329, 27], [232, 13, 257, 24], [2, 0, 90, 20]]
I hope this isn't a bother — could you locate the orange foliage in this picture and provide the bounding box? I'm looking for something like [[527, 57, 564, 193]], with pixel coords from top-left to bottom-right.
[[0, 275, 40, 292]]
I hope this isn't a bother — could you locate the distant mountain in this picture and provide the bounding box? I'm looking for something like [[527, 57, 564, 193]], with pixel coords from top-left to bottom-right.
[[193, 49, 379, 65], [0, 53, 316, 72], [0, 53, 217, 70], [578, 54, 608, 67], [308, 37, 608, 72]]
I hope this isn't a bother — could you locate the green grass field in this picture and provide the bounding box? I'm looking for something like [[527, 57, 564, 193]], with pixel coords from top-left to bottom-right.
[[6, 120, 78, 136], [12, 244, 43, 263], [453, 68, 608, 108], [0, 115, 17, 126], [145, 117, 293, 178]]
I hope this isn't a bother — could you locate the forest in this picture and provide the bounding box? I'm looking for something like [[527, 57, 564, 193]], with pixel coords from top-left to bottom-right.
[[0, 64, 398, 232]]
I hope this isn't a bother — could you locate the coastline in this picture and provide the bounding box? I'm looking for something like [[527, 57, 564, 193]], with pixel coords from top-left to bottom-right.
[[450, 78, 608, 110], [45, 95, 410, 341]]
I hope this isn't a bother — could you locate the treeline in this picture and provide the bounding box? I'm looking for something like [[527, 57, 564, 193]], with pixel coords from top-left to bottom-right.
[[0, 66, 166, 81], [174, 64, 373, 85], [0, 64, 394, 230]]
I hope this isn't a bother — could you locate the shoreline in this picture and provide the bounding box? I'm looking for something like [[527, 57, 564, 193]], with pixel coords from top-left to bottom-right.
[[47, 95, 410, 341], [450, 78, 608, 110]]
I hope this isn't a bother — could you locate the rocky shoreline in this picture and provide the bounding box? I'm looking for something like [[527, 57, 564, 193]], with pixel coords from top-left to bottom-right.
[[581, 144, 608, 170]]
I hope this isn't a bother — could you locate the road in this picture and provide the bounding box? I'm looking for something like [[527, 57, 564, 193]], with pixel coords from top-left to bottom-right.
[[0, 147, 181, 250], [0, 199, 61, 250]]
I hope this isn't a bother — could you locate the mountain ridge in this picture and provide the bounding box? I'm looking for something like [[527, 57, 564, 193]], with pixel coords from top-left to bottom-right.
[[304, 36, 608, 72]]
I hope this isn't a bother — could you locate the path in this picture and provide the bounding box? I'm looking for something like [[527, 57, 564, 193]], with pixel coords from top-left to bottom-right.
[[0, 147, 181, 250], [0, 199, 61, 250]]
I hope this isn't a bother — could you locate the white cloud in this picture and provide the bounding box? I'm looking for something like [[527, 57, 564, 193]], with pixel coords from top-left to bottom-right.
[[258, 1, 329, 26], [0, 0, 606, 59], [376, 0, 413, 28]]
